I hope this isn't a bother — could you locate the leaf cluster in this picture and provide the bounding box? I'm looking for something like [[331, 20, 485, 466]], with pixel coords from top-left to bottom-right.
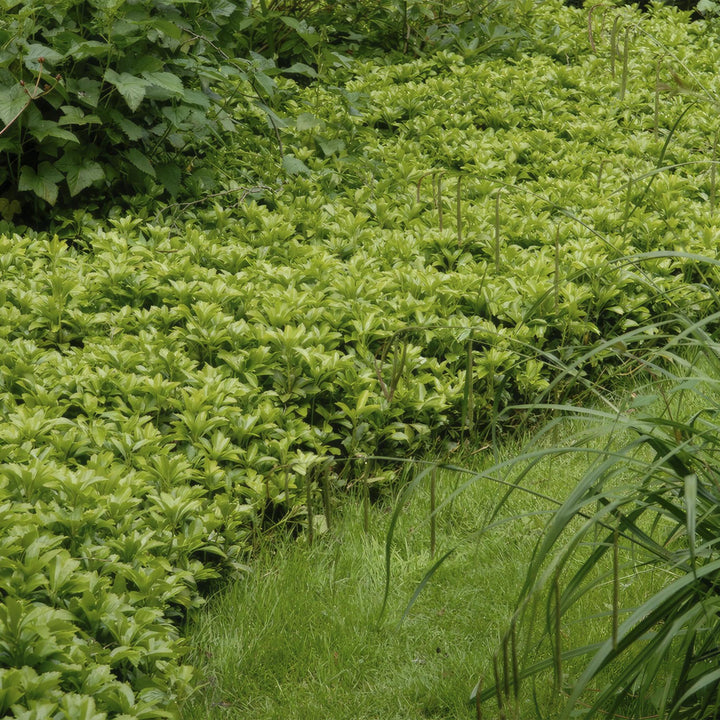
[[0, 0, 255, 223]]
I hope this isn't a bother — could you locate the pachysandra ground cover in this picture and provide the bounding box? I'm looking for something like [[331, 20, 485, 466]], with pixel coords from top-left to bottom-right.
[[1, 1, 719, 716]]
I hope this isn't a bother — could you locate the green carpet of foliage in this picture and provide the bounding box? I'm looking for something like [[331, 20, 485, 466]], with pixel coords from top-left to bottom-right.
[[1, 0, 720, 717]]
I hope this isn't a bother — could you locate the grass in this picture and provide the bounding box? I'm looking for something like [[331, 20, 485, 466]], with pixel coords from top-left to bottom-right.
[[180, 411, 642, 719], [473, 315, 720, 719]]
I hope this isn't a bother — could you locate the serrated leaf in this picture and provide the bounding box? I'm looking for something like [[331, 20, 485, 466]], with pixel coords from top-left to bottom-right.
[[66, 161, 105, 196], [109, 110, 146, 140], [296, 113, 323, 131], [28, 120, 79, 144], [0, 83, 28, 125], [284, 63, 317, 78], [154, 19, 184, 40], [142, 71, 184, 96], [124, 148, 156, 177], [104, 69, 148, 111], [24, 43, 64, 70], [156, 162, 181, 197], [209, 0, 236, 19], [58, 105, 86, 125], [181, 88, 210, 108], [18, 163, 63, 205], [282, 155, 311, 176], [69, 77, 102, 108], [317, 137, 345, 157], [65, 40, 108, 61]]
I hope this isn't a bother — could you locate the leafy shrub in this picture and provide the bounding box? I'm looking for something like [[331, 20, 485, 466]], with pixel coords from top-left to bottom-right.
[[233, 0, 520, 63], [0, 0, 248, 224]]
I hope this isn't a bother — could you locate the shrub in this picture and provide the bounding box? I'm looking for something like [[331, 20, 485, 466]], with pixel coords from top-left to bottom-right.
[[0, 0, 247, 224]]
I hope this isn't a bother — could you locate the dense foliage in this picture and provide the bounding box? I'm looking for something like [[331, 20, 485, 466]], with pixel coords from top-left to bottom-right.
[[0, 0, 519, 226], [0, 0, 253, 220], [0, 0, 719, 717]]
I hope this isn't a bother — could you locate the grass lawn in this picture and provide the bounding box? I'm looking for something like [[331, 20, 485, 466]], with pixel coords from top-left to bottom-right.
[[180, 423, 628, 719]]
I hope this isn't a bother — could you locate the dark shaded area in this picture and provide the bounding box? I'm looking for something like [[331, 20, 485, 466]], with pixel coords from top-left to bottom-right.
[[565, 0, 703, 18]]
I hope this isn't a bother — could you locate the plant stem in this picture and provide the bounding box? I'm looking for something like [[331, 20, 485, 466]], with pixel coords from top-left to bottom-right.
[[306, 470, 314, 547], [437, 173, 444, 231], [429, 467, 436, 559], [612, 523, 619, 650], [456, 175, 463, 245], [463, 332, 474, 438], [610, 15, 621, 78], [554, 225, 560, 312], [711, 129, 718, 215], [623, 172, 633, 235], [553, 573, 562, 691], [321, 464, 332, 531], [363, 467, 370, 533], [619, 27, 630, 101], [654, 57, 662, 139], [494, 189, 502, 266]]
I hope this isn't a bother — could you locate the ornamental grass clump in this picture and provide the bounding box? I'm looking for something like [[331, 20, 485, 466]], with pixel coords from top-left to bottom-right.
[[474, 304, 720, 719]]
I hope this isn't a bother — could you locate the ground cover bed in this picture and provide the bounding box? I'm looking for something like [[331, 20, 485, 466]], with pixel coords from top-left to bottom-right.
[[1, 1, 720, 716]]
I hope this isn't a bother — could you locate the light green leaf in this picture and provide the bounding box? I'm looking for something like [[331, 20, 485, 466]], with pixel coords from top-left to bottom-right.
[[24, 43, 64, 69], [19, 163, 63, 205], [142, 71, 184, 96], [124, 148, 156, 177], [297, 113, 323, 131], [253, 70, 276, 99], [104, 69, 148, 111], [65, 40, 108, 61], [0, 83, 28, 125]]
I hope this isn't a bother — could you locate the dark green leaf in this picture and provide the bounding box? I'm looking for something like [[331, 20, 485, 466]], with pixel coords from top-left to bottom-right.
[[141, 71, 184, 96], [65, 161, 105, 196], [156, 162, 182, 197], [124, 148, 156, 177], [18, 163, 63, 204], [284, 63, 317, 78], [28, 120, 79, 144]]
